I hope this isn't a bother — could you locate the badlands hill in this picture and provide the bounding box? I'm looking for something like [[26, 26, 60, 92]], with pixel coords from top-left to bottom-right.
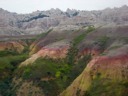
[[0, 6, 128, 96], [0, 5, 128, 35]]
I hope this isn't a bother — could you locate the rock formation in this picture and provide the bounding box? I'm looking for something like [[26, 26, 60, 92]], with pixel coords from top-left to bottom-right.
[[0, 6, 128, 96], [0, 5, 128, 35]]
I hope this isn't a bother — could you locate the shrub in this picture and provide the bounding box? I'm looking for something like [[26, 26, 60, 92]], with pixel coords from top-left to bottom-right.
[[66, 26, 95, 65], [87, 77, 127, 96], [0, 50, 19, 57], [94, 36, 109, 50], [0, 54, 28, 96], [16, 58, 71, 81], [86, 25, 95, 32]]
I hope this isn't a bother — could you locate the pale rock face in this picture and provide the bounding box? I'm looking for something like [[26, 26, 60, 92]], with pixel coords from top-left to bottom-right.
[[0, 6, 128, 35]]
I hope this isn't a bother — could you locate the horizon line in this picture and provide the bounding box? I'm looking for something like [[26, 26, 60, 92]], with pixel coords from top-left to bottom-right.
[[0, 4, 128, 14]]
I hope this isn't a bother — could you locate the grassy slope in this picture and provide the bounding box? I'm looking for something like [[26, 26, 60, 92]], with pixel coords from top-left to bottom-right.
[[0, 51, 28, 96]]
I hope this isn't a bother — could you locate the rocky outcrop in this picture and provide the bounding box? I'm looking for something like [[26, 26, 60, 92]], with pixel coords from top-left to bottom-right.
[[1, 5, 128, 35], [20, 46, 69, 66], [20, 25, 128, 66], [0, 41, 25, 53], [0, 5, 128, 96]]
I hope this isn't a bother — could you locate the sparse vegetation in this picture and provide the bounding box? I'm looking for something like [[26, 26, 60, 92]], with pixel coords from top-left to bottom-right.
[[36, 29, 53, 40], [67, 26, 95, 65], [14, 45, 92, 96], [0, 50, 19, 57], [108, 45, 121, 50], [0, 24, 127, 96], [0, 51, 28, 96], [86, 25, 95, 32], [15, 58, 72, 95], [86, 75, 128, 96], [94, 36, 109, 50]]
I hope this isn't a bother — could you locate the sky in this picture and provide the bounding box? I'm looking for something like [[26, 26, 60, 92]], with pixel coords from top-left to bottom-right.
[[0, 0, 128, 14]]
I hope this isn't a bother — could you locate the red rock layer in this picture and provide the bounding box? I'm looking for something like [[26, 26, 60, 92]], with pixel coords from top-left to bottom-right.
[[79, 48, 101, 57], [37, 46, 69, 59], [60, 54, 128, 96], [0, 41, 25, 53], [20, 46, 69, 66], [89, 54, 128, 81]]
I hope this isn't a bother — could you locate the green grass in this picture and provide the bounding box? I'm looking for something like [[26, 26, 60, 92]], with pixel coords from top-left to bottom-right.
[[0, 52, 28, 96], [0, 46, 29, 96], [15, 58, 73, 95], [0, 50, 19, 57], [0, 54, 28, 77], [73, 34, 86, 46], [86, 26, 95, 32], [68, 54, 92, 83], [94, 36, 109, 50], [66, 26, 95, 65], [86, 77, 128, 96], [36, 29, 53, 40], [15, 53, 92, 96], [16, 58, 70, 80], [73, 26, 95, 46]]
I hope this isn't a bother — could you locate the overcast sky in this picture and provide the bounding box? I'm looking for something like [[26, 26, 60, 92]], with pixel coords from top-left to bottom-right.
[[0, 0, 128, 13]]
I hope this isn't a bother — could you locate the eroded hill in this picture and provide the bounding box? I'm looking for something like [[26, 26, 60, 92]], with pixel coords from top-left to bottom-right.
[[0, 6, 128, 96], [0, 25, 127, 96]]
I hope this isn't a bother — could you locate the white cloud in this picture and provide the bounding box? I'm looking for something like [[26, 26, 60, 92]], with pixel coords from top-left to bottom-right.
[[0, 0, 128, 13]]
